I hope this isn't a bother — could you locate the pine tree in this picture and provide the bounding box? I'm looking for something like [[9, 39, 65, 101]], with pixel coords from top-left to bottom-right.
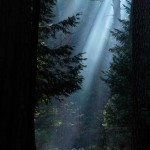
[[35, 1, 86, 149], [102, 3, 132, 149], [36, 0, 85, 103]]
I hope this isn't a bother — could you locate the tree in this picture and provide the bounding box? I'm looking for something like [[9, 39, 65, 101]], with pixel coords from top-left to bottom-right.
[[35, 0, 86, 149], [0, 0, 40, 149], [103, 1, 150, 149], [102, 3, 132, 149], [36, 0, 85, 103], [132, 0, 150, 149]]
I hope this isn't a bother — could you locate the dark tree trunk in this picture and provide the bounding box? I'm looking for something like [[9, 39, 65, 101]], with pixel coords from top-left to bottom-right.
[[132, 1, 150, 150], [0, 0, 40, 149]]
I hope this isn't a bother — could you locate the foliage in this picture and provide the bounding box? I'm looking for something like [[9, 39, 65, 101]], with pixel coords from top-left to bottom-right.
[[35, 0, 86, 149], [36, 0, 85, 103], [102, 4, 132, 150], [103, 1, 150, 149]]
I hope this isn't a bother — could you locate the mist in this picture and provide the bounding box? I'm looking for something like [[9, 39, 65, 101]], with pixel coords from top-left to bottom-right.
[[36, 0, 129, 149]]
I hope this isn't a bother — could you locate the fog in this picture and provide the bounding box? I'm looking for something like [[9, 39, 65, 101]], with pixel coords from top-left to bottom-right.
[[36, 0, 129, 149]]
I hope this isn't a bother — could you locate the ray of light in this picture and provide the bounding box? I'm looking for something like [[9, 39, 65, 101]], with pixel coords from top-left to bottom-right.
[[37, 1, 130, 149], [81, 0, 113, 92]]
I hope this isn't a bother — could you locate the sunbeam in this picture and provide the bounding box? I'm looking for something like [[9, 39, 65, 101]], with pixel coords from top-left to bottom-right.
[[82, 0, 113, 91], [36, 0, 129, 149]]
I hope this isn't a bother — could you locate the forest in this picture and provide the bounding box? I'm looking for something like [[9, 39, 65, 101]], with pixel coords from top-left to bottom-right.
[[0, 0, 150, 150]]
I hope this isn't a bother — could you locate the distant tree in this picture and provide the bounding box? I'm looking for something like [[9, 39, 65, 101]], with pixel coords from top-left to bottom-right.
[[112, 0, 121, 28]]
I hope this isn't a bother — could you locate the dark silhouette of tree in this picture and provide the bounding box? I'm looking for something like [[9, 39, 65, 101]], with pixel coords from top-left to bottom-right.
[[102, 5, 132, 149], [103, 1, 150, 149], [35, 0, 86, 149], [132, 0, 150, 149], [37, 0, 85, 103], [0, 0, 40, 149]]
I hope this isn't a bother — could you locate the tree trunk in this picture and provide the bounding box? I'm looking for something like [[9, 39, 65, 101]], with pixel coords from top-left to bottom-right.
[[132, 1, 150, 150], [0, 0, 40, 149]]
